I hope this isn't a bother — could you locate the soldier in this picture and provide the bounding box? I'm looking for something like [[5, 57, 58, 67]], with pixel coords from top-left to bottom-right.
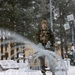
[[37, 19, 55, 75]]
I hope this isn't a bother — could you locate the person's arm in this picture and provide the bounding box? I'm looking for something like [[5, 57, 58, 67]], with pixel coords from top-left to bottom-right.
[[49, 30, 55, 46]]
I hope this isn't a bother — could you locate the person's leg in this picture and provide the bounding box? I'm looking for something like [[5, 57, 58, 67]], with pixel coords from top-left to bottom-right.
[[39, 56, 46, 75], [52, 72, 55, 75], [43, 73, 46, 75]]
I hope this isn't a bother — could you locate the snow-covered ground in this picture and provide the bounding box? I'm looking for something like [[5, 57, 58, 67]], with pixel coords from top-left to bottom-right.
[[68, 66, 75, 75], [0, 60, 75, 75], [0, 65, 75, 75]]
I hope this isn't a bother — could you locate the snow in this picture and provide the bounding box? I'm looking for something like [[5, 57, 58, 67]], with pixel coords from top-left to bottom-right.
[[0, 60, 75, 75], [68, 66, 75, 75], [0, 69, 52, 75], [0, 60, 19, 69], [0, 65, 75, 75]]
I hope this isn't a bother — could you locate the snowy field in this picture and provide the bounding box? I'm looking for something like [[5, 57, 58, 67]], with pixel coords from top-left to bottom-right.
[[67, 66, 75, 75], [0, 66, 75, 75], [0, 60, 75, 75]]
